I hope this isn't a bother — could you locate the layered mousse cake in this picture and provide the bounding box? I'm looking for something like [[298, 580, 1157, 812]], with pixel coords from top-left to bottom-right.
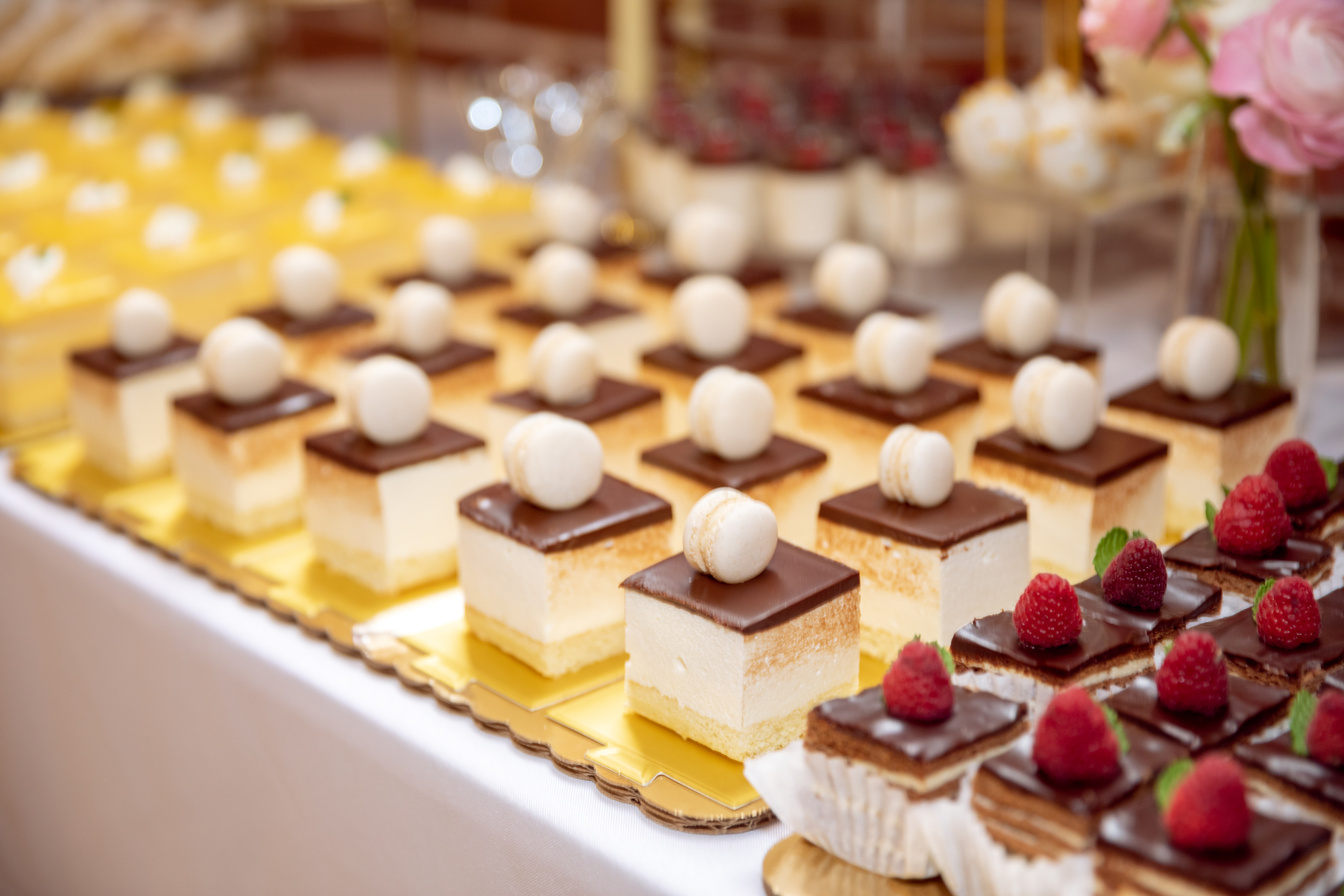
[[797, 310, 980, 488], [1096, 756, 1332, 896], [344, 280, 496, 437], [1166, 474, 1334, 597], [1106, 631, 1290, 755], [760, 127, 852, 262], [68, 289, 202, 480], [246, 245, 375, 388], [1105, 317, 1296, 537], [623, 489, 860, 761], [490, 323, 661, 484], [931, 272, 1100, 435], [458, 414, 673, 677], [971, 357, 1168, 579], [638, 201, 782, 293], [497, 242, 653, 381], [304, 357, 492, 592], [817, 425, 1029, 658], [971, 687, 1187, 859], [381, 215, 510, 301], [1264, 439, 1344, 545], [1189, 582, 1344, 691], [640, 367, 827, 548], [172, 319, 336, 535], [952, 573, 1153, 710]]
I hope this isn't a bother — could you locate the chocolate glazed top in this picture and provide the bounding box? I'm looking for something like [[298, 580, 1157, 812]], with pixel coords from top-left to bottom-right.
[[818, 482, 1027, 549], [798, 376, 979, 426], [70, 335, 198, 380], [1291, 466, 1344, 533], [1165, 528, 1332, 581], [641, 435, 826, 490], [620, 541, 859, 634], [1105, 674, 1290, 754], [382, 268, 512, 294], [1188, 588, 1344, 679], [174, 379, 334, 433], [981, 725, 1186, 816], [1074, 573, 1221, 640], [1100, 793, 1330, 892], [246, 302, 375, 337], [936, 336, 1099, 378], [642, 334, 804, 378], [1109, 379, 1292, 430], [810, 685, 1026, 764], [492, 377, 660, 425], [951, 609, 1150, 679], [1236, 732, 1344, 813], [638, 248, 783, 290], [458, 476, 671, 554], [305, 422, 485, 475], [345, 340, 494, 377], [779, 293, 931, 333], [497, 298, 637, 329], [974, 426, 1169, 488]]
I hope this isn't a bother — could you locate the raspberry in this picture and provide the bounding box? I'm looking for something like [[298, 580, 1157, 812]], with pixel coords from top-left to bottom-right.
[[1032, 687, 1121, 785], [1013, 573, 1083, 648], [1156, 632, 1229, 715], [1265, 440, 1329, 510], [1307, 691, 1344, 767], [1164, 754, 1251, 851], [1214, 475, 1292, 557], [1255, 576, 1321, 649], [882, 641, 954, 722], [1102, 537, 1167, 610]]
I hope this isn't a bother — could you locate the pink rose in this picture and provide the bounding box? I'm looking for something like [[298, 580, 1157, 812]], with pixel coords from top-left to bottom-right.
[[1210, 0, 1344, 173], [1080, 0, 1192, 59]]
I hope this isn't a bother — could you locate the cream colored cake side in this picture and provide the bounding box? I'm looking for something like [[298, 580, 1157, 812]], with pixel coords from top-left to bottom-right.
[[283, 323, 378, 390], [71, 361, 204, 479]]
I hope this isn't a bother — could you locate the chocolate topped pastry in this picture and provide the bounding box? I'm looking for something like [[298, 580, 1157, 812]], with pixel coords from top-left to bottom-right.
[[346, 340, 494, 377], [494, 376, 659, 426], [1074, 572, 1222, 643], [1187, 588, 1344, 690], [460, 476, 672, 554], [1110, 379, 1292, 430], [384, 268, 511, 293], [780, 295, 930, 334], [498, 298, 635, 329], [305, 421, 485, 475], [799, 376, 978, 428], [175, 378, 333, 434], [385, 215, 511, 293], [643, 335, 803, 379], [1107, 674, 1290, 754], [247, 302, 374, 338], [819, 481, 1026, 550], [639, 247, 783, 289], [1237, 732, 1344, 817], [974, 426, 1169, 488], [71, 335, 198, 380], [1165, 528, 1333, 595], [937, 336, 1098, 379], [952, 609, 1151, 683], [642, 435, 825, 491]]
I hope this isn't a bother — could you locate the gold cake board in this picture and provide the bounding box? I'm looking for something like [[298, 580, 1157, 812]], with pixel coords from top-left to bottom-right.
[[763, 836, 951, 896]]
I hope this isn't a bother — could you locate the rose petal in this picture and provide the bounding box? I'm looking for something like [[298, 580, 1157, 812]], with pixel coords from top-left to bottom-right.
[[1230, 104, 1311, 174], [1210, 17, 1270, 101]]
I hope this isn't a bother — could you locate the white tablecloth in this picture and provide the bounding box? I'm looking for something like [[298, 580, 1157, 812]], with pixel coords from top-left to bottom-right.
[[0, 463, 781, 896]]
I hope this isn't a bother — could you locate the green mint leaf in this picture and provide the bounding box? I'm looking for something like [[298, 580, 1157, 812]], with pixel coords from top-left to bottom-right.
[[1252, 578, 1275, 623], [1093, 527, 1132, 579], [931, 641, 955, 676], [1222, 484, 1232, 497], [337, 188, 352, 205], [378, 133, 401, 151], [1290, 690, 1317, 756], [1102, 704, 1129, 754], [1155, 758, 1195, 811], [1322, 457, 1339, 492], [1205, 501, 1218, 546]]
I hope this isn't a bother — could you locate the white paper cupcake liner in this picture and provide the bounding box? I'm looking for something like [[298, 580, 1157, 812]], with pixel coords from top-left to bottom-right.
[[744, 741, 942, 879], [952, 669, 1130, 718]]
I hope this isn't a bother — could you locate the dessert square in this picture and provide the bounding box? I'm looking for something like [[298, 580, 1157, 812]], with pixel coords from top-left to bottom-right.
[[458, 477, 673, 677], [773, 294, 935, 381], [247, 302, 376, 389], [490, 377, 662, 485], [931, 337, 1100, 436], [638, 247, 783, 291], [106, 232, 252, 327], [172, 379, 337, 535], [304, 422, 492, 593], [69, 337, 202, 480], [1106, 379, 1296, 538], [640, 435, 828, 548], [382, 267, 512, 296], [1106, 674, 1290, 755], [622, 542, 860, 761], [640, 335, 805, 434], [1237, 732, 1344, 833], [971, 426, 1169, 580], [806, 685, 1029, 797], [796, 375, 981, 487], [1074, 572, 1222, 645], [817, 482, 1029, 658], [1096, 793, 1332, 896], [496, 299, 655, 381], [1164, 528, 1334, 598], [345, 341, 496, 437], [1289, 461, 1344, 545], [1187, 588, 1344, 690], [971, 724, 1187, 858]]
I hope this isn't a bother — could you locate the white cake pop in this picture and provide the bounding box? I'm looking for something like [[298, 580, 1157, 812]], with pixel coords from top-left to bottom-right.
[[878, 425, 955, 507], [1011, 356, 1100, 452], [1158, 317, 1240, 401], [521, 243, 596, 317], [945, 80, 1032, 182], [672, 275, 751, 361], [667, 202, 751, 275], [387, 281, 452, 358], [813, 242, 891, 319], [200, 319, 284, 406], [111, 288, 173, 358], [533, 182, 603, 248], [683, 488, 778, 584], [688, 367, 774, 462], [272, 245, 340, 320], [420, 215, 477, 285], [503, 413, 604, 511], [982, 272, 1059, 358], [853, 312, 932, 395], [348, 356, 432, 446], [529, 323, 598, 406]]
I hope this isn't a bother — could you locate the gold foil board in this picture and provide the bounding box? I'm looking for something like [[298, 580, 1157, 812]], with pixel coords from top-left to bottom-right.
[[763, 836, 952, 896]]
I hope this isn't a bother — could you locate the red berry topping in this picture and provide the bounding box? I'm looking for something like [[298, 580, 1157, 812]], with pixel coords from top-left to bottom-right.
[[1256, 576, 1321, 649], [882, 641, 954, 723], [1156, 632, 1229, 715], [1032, 687, 1121, 785], [1307, 691, 1344, 767], [1102, 537, 1167, 610], [1265, 439, 1329, 510], [1013, 573, 1083, 648], [1164, 754, 1251, 852], [1214, 475, 1292, 557]]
